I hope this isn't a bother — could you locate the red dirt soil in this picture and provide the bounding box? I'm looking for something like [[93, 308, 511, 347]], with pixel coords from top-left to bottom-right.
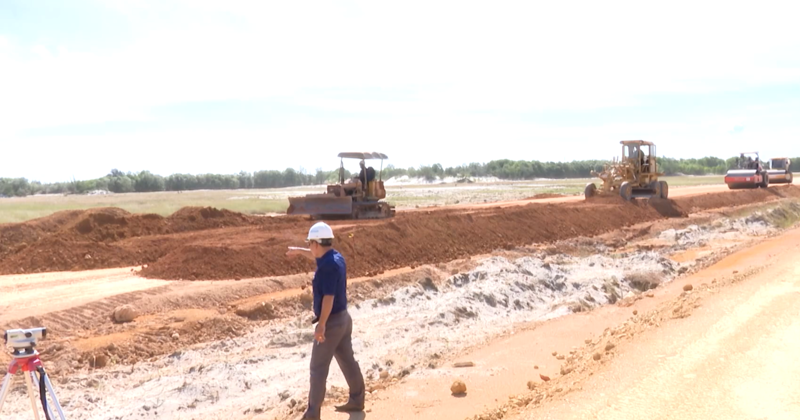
[[525, 193, 569, 200], [1, 186, 798, 280]]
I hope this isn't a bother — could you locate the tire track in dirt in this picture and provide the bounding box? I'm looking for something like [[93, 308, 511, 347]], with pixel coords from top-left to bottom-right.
[[0, 286, 174, 333]]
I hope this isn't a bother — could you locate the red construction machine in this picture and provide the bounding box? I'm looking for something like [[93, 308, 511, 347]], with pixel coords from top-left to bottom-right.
[[724, 152, 769, 189]]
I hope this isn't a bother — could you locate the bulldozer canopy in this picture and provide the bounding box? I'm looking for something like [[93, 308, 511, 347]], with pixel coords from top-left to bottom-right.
[[338, 152, 389, 160], [620, 140, 654, 146]]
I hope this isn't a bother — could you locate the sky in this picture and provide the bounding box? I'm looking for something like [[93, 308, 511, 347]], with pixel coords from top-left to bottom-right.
[[1, 0, 799, 182]]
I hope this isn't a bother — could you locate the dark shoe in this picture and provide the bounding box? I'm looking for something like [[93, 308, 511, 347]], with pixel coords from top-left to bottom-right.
[[334, 402, 364, 412]]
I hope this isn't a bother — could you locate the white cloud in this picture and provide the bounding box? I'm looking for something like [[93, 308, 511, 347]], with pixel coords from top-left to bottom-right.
[[1, 0, 799, 180]]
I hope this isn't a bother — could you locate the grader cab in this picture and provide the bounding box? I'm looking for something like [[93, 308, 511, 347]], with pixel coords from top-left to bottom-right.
[[585, 140, 669, 201]]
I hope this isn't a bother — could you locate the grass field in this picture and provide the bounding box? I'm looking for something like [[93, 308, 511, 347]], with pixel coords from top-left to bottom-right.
[[0, 175, 730, 224]]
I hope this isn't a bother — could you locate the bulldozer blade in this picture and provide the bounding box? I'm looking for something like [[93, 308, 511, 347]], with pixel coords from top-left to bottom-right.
[[287, 195, 353, 216]]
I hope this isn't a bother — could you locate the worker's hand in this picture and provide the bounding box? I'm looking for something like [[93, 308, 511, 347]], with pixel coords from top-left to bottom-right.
[[314, 323, 326, 343]]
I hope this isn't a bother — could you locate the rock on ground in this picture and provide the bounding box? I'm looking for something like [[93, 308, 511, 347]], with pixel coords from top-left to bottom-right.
[[451, 380, 467, 395], [112, 305, 139, 323]]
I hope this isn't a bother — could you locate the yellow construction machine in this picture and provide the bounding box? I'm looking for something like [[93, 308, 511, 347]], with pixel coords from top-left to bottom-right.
[[585, 140, 669, 200], [286, 152, 395, 219]]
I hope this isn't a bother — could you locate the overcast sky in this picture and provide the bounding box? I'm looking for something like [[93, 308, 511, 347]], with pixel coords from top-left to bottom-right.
[[1, 0, 799, 182]]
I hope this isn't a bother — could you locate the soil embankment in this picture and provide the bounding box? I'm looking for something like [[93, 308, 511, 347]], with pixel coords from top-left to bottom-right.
[[1, 186, 798, 281]]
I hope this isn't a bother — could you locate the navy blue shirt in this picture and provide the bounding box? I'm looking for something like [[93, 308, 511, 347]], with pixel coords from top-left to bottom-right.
[[312, 249, 348, 319]]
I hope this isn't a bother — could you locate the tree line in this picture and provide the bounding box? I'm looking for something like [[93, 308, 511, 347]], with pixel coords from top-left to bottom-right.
[[2, 156, 799, 197]]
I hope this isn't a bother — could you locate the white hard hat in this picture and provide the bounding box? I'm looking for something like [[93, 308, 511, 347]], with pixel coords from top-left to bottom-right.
[[307, 222, 334, 241]]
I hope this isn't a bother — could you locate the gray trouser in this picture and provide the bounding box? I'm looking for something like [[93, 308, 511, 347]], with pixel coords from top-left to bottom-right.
[[304, 310, 365, 418]]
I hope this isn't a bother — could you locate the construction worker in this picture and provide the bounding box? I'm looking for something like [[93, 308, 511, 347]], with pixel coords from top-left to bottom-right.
[[286, 222, 365, 419], [357, 160, 376, 193]]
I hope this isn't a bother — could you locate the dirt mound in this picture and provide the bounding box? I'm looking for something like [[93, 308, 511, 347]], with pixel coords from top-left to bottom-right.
[[3, 186, 798, 279], [141, 200, 667, 280], [0, 209, 90, 262], [1, 237, 136, 273], [647, 198, 688, 218], [68, 208, 165, 241], [526, 193, 567, 200], [0, 206, 264, 275], [142, 240, 316, 280], [166, 206, 254, 231], [585, 194, 629, 204], [674, 185, 800, 213], [65, 206, 254, 242]]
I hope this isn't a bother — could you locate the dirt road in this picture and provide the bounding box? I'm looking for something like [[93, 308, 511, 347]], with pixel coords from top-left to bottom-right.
[[403, 184, 732, 210], [514, 228, 800, 420], [0, 268, 170, 324], [319, 220, 800, 420], [0, 191, 798, 420]]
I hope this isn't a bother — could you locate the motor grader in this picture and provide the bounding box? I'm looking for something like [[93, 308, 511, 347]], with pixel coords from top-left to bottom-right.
[[286, 152, 396, 220], [585, 140, 669, 201]]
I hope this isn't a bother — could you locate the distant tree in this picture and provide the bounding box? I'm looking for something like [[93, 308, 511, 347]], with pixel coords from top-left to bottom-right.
[[133, 171, 165, 192], [108, 176, 135, 193]]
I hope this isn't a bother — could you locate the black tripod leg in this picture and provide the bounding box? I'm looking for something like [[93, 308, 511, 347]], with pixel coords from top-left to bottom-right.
[[36, 367, 64, 420]]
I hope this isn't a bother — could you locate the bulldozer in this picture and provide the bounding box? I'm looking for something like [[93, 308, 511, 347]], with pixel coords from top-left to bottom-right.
[[724, 152, 769, 189], [766, 157, 793, 184], [585, 140, 669, 201], [286, 152, 396, 219]]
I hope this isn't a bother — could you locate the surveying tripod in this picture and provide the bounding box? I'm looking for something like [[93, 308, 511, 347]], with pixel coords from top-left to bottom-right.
[[0, 341, 67, 419]]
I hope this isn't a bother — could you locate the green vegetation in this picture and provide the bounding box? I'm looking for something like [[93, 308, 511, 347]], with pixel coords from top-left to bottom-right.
[[0, 168, 340, 197], [0, 190, 289, 224], [757, 200, 800, 229], [0, 174, 727, 224], [1, 156, 798, 198]]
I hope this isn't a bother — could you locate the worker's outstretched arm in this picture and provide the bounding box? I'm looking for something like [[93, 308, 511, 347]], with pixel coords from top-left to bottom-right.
[[285, 247, 315, 262]]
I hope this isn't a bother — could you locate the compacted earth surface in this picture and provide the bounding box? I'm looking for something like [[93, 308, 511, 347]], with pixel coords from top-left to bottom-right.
[[0, 184, 799, 420]]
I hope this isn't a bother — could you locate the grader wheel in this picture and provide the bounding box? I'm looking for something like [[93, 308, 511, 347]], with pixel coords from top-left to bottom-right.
[[659, 181, 669, 199], [648, 181, 662, 198], [584, 183, 597, 200], [619, 182, 633, 201]]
